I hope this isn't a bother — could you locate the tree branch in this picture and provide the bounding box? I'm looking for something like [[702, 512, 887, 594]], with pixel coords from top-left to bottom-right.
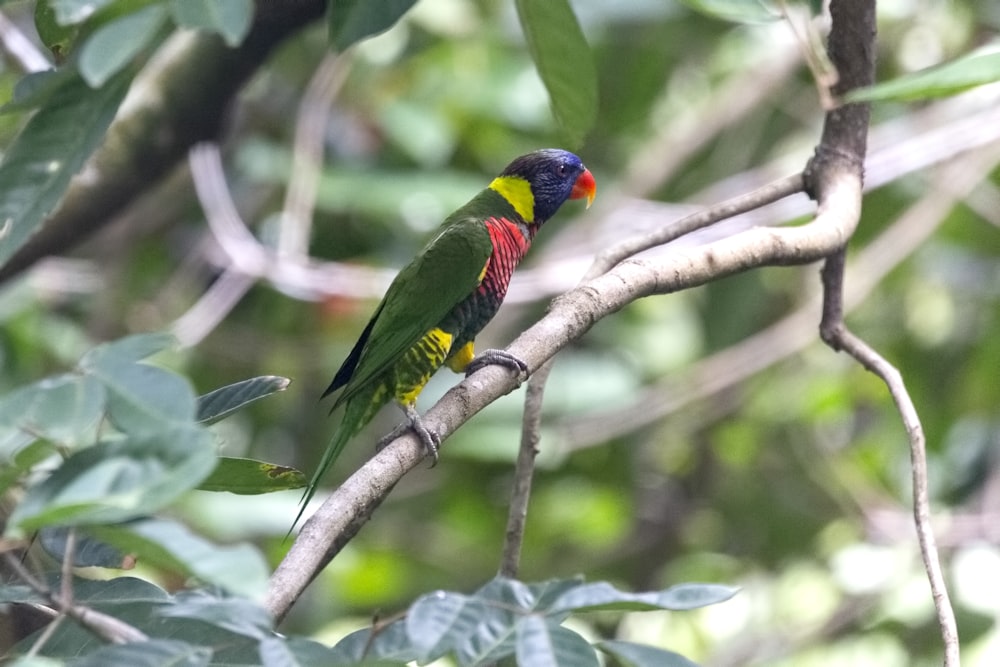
[[265, 167, 861, 622], [0, 0, 326, 284], [807, 0, 958, 664]]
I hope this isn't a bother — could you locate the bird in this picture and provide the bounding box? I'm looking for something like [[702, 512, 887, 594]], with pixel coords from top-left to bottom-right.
[[297, 149, 596, 524]]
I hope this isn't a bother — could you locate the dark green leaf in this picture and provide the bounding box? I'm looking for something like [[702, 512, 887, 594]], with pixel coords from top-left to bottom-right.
[[514, 0, 597, 147], [0, 583, 43, 604], [675, 0, 780, 23], [158, 590, 272, 639], [78, 4, 169, 87], [88, 518, 268, 597], [1, 69, 75, 114], [196, 375, 291, 424], [71, 639, 211, 667], [332, 620, 416, 664], [39, 526, 125, 568], [597, 640, 701, 667], [170, 0, 254, 47], [516, 616, 599, 667], [197, 456, 305, 494], [846, 49, 1000, 103], [0, 70, 130, 266], [71, 575, 172, 605], [259, 636, 352, 667], [550, 581, 739, 614], [9, 426, 216, 532], [328, 0, 418, 52], [35, 1, 78, 59]]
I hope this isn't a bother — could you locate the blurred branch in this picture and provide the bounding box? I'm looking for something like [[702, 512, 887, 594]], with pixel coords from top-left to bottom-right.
[[279, 52, 351, 259], [0, 0, 326, 284], [0, 11, 51, 72], [3, 551, 147, 646]]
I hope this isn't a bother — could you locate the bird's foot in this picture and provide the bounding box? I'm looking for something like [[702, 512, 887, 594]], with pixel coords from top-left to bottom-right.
[[464, 349, 529, 384], [375, 405, 441, 466]]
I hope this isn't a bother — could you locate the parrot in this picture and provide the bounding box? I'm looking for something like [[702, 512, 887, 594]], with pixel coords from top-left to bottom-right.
[[297, 149, 596, 525]]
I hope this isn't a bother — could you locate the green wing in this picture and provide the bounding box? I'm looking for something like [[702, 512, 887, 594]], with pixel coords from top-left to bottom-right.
[[331, 214, 493, 408]]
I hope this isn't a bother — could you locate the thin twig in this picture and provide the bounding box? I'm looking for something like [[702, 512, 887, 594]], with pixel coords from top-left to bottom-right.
[[819, 251, 959, 666], [586, 174, 805, 279], [498, 173, 808, 574], [3, 552, 148, 645], [499, 361, 552, 578]]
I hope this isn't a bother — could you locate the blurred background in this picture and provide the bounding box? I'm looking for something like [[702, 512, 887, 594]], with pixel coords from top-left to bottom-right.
[[2, 0, 1000, 664]]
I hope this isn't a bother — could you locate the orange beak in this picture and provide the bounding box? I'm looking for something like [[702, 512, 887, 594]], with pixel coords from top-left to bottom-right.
[[570, 168, 597, 209]]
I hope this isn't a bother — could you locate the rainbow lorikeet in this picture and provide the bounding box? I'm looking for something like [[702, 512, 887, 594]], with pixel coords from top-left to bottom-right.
[[298, 149, 596, 520]]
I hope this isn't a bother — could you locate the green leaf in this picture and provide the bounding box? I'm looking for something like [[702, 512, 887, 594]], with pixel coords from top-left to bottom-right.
[[80, 332, 175, 365], [332, 620, 416, 665], [675, 0, 780, 23], [9, 426, 216, 532], [157, 590, 272, 639], [846, 48, 1000, 103], [0, 374, 105, 452], [81, 335, 196, 435], [259, 636, 352, 667], [597, 640, 701, 667], [0, 440, 58, 496], [0, 583, 43, 604], [170, 0, 254, 47], [71, 639, 212, 667], [0, 70, 130, 266], [516, 616, 599, 667], [550, 581, 739, 614], [92, 362, 197, 434], [196, 375, 291, 424], [197, 457, 305, 494], [35, 1, 79, 60], [514, 0, 597, 147], [1, 69, 75, 114], [407, 579, 528, 665], [327, 0, 418, 52], [89, 519, 268, 597], [39, 526, 126, 568], [78, 3, 169, 87]]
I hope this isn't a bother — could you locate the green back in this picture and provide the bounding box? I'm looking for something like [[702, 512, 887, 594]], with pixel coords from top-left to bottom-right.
[[332, 189, 519, 408]]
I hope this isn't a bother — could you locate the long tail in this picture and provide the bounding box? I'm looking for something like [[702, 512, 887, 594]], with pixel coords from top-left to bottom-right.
[[290, 390, 387, 532], [290, 422, 354, 531]]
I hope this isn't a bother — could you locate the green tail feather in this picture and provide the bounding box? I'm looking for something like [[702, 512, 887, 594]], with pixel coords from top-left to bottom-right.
[[290, 388, 389, 532]]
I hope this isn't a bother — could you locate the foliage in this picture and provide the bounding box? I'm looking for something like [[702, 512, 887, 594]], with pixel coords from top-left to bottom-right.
[[1, 0, 1000, 665]]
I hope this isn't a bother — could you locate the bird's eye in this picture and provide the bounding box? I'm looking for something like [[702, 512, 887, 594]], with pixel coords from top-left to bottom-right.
[[555, 163, 569, 177]]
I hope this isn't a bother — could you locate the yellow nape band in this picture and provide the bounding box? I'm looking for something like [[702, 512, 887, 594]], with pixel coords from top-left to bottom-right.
[[489, 176, 535, 223]]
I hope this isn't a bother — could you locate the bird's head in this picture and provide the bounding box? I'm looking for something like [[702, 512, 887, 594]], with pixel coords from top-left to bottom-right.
[[489, 149, 596, 228]]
